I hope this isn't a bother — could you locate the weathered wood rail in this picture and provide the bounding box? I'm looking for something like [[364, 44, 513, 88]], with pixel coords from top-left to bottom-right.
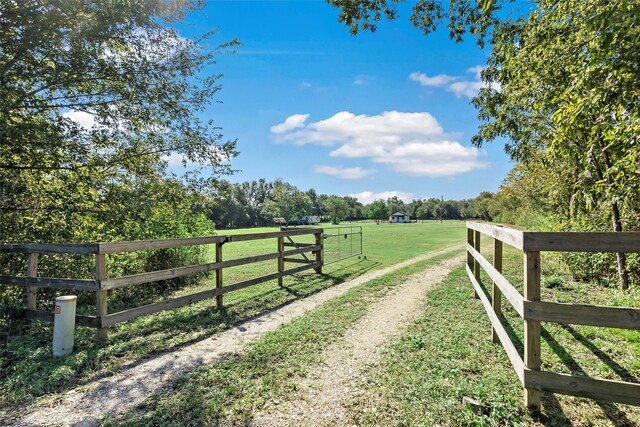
[[466, 222, 640, 411], [0, 228, 324, 340]]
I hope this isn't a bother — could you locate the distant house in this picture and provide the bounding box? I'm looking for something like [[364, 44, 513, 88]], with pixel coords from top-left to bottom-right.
[[389, 211, 410, 223]]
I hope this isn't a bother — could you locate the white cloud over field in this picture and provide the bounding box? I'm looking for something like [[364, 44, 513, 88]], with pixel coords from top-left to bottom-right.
[[314, 165, 375, 180], [271, 110, 490, 177], [348, 191, 414, 204]]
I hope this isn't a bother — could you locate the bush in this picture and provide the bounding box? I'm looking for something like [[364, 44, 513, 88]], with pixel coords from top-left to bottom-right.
[[0, 176, 215, 311]]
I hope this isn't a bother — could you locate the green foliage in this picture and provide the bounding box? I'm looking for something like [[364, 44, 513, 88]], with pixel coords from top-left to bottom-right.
[[473, 0, 640, 287], [0, 0, 237, 306], [331, 0, 640, 288], [209, 179, 274, 229], [363, 199, 388, 224], [260, 179, 312, 223], [1, 0, 238, 186], [0, 222, 466, 408], [327, 0, 500, 46], [323, 196, 348, 224], [0, 176, 215, 310], [542, 274, 564, 289]]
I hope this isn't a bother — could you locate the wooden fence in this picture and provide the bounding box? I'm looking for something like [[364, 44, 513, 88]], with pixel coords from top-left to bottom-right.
[[466, 222, 640, 411], [0, 228, 323, 340]]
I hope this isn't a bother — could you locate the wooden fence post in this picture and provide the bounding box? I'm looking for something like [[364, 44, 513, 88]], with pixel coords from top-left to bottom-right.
[[216, 242, 223, 308], [277, 236, 284, 286], [95, 253, 108, 341], [314, 230, 323, 274], [524, 251, 542, 411], [467, 228, 474, 270], [467, 228, 476, 298], [26, 253, 39, 310], [473, 230, 481, 299], [492, 238, 503, 343]]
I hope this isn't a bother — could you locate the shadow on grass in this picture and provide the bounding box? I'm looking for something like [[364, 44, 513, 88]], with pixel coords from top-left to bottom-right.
[[475, 275, 524, 354], [471, 276, 636, 426], [541, 326, 636, 427], [560, 324, 638, 383]]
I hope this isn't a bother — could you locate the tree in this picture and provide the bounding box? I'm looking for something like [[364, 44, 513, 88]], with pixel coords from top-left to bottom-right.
[[1, 0, 238, 243], [343, 196, 364, 221], [471, 0, 640, 289], [209, 181, 248, 229], [262, 180, 311, 222], [386, 196, 406, 216], [236, 179, 273, 226], [365, 200, 388, 224], [306, 188, 326, 217], [324, 197, 348, 224], [416, 202, 431, 222], [328, 0, 498, 46]]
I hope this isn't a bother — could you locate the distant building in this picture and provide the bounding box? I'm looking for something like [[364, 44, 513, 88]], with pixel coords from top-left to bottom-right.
[[389, 211, 410, 223]]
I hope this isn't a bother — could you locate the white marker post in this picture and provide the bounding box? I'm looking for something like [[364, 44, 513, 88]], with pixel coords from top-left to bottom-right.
[[53, 295, 77, 356]]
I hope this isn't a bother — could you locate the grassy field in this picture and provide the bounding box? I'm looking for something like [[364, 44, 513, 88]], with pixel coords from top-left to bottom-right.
[[0, 220, 465, 410]]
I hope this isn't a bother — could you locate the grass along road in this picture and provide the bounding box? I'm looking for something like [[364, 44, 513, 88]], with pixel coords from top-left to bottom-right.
[[253, 254, 466, 426], [347, 239, 640, 426], [107, 255, 640, 427], [102, 249, 464, 426], [0, 221, 465, 420]]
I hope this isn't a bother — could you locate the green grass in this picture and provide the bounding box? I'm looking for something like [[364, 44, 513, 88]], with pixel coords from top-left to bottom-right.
[[348, 267, 528, 426], [344, 239, 640, 426], [348, 254, 640, 426], [477, 241, 640, 382], [0, 220, 465, 410], [103, 249, 461, 426]]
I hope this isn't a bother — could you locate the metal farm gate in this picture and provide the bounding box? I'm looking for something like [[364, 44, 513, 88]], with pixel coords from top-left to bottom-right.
[[322, 225, 363, 265]]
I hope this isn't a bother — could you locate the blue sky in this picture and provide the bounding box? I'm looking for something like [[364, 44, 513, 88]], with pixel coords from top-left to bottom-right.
[[175, 1, 514, 203]]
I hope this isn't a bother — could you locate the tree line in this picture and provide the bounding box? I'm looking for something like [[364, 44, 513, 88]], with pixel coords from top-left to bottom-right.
[[209, 178, 495, 228]]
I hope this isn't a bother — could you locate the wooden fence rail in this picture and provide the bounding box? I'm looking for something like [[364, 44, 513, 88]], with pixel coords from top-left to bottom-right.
[[0, 228, 324, 341], [466, 222, 640, 411]]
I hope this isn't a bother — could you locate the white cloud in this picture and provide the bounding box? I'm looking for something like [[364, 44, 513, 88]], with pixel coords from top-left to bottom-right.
[[410, 66, 500, 99], [163, 152, 191, 167], [374, 140, 490, 176], [314, 165, 375, 180], [467, 65, 485, 78], [353, 74, 375, 85], [348, 191, 414, 205], [409, 72, 457, 87], [62, 110, 97, 129], [447, 80, 486, 99], [270, 113, 310, 134], [271, 111, 490, 177], [163, 147, 231, 168]]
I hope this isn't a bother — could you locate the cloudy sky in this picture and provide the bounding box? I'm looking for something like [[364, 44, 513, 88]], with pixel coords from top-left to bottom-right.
[[174, 1, 514, 203]]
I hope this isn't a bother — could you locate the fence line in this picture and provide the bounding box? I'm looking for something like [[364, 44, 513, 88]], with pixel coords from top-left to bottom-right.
[[0, 228, 324, 340], [466, 221, 640, 411]]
